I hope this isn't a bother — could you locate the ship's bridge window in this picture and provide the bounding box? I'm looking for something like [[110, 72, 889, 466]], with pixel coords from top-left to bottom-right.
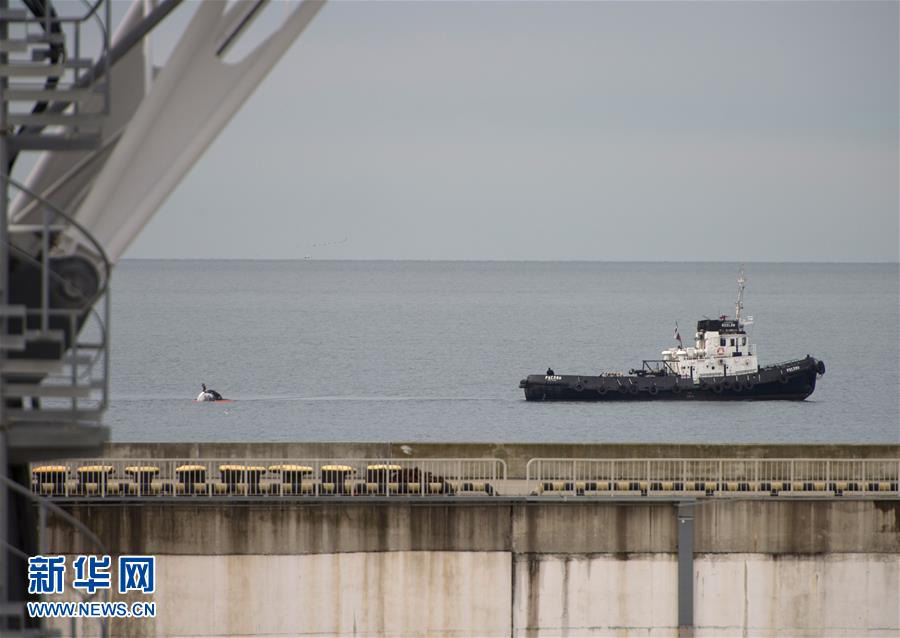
[[742, 337, 746, 346], [730, 338, 735, 346], [720, 338, 726, 346]]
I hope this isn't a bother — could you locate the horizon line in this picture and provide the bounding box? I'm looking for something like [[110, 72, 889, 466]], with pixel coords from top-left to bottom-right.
[[119, 257, 900, 265]]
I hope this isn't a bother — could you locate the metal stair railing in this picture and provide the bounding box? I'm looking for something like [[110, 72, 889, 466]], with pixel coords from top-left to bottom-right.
[[1, 474, 109, 638], [1, 0, 111, 150], [0, 172, 110, 418]]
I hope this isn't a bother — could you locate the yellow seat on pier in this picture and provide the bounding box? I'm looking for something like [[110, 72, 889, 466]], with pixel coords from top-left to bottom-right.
[[459, 481, 493, 495], [150, 479, 174, 495], [767, 481, 785, 492], [210, 481, 228, 495]]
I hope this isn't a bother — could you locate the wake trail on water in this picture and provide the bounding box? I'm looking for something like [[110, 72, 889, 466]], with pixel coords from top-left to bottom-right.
[[113, 395, 517, 403]]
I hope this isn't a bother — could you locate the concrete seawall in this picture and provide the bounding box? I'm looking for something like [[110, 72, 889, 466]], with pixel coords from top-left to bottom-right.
[[45, 497, 900, 637]]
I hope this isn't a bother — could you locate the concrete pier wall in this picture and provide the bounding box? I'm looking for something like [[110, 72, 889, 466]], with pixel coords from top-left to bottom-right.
[[44, 499, 900, 637]]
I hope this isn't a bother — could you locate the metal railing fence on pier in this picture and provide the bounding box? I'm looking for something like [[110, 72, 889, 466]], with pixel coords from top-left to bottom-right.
[[525, 458, 900, 496], [30, 457, 507, 499], [29, 457, 900, 500]]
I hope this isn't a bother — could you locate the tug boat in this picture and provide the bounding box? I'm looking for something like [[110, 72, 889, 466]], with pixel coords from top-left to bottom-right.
[[519, 270, 825, 401]]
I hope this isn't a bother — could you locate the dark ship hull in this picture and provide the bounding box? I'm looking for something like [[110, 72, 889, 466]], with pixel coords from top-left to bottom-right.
[[519, 356, 825, 401]]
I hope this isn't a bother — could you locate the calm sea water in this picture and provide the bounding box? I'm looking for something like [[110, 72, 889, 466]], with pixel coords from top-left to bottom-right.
[[107, 261, 899, 444]]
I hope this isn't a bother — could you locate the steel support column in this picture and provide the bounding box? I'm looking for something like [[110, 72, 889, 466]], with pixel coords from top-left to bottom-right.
[[677, 500, 694, 638], [0, 0, 9, 614]]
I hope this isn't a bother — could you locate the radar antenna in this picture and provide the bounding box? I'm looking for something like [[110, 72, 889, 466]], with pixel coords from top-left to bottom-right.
[[735, 266, 746, 323]]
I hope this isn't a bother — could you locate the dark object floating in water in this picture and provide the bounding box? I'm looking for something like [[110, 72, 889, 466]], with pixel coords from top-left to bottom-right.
[[197, 383, 226, 402], [519, 269, 825, 402]]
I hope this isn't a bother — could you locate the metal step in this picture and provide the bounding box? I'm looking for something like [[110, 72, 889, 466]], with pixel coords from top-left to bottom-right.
[[25, 329, 65, 342], [5, 407, 104, 422], [5, 87, 98, 101], [0, 602, 62, 637], [25, 55, 93, 69], [4, 381, 101, 398], [0, 40, 29, 53], [5, 629, 64, 638], [0, 8, 28, 19], [0, 306, 27, 337], [0, 334, 26, 351], [0, 601, 25, 620], [7, 112, 102, 127], [26, 33, 65, 45], [7, 420, 109, 464], [0, 304, 26, 317], [8, 133, 101, 151], [0, 329, 66, 352], [0, 358, 62, 374], [1, 353, 97, 372], [8, 223, 69, 233], [0, 62, 66, 77]]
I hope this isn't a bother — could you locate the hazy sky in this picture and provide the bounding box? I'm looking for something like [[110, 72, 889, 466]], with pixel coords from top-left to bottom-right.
[[121, 0, 898, 261]]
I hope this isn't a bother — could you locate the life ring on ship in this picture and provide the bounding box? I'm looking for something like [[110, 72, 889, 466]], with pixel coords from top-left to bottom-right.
[[712, 381, 724, 394], [597, 385, 607, 396], [744, 378, 755, 391], [716, 347, 726, 356], [628, 382, 638, 395], [723, 379, 734, 391], [648, 383, 659, 396], [671, 382, 681, 395], [574, 382, 584, 392]]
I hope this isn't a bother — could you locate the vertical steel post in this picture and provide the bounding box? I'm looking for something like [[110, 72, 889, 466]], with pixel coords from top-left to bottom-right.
[[38, 504, 46, 555], [0, 0, 9, 613], [41, 208, 49, 332], [677, 501, 694, 638]]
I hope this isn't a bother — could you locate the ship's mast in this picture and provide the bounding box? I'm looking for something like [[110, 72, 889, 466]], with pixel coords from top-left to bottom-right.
[[735, 266, 746, 323]]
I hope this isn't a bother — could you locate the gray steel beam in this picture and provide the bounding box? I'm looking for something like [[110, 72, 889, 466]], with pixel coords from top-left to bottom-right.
[[677, 500, 694, 638]]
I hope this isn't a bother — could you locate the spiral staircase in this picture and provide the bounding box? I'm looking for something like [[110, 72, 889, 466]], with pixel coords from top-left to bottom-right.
[[0, 1, 113, 635], [0, 1, 326, 633]]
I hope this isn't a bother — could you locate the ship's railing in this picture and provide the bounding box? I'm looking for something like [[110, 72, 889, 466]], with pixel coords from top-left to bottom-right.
[[641, 360, 678, 375], [526, 458, 900, 496], [765, 357, 814, 369], [29, 458, 507, 499]]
